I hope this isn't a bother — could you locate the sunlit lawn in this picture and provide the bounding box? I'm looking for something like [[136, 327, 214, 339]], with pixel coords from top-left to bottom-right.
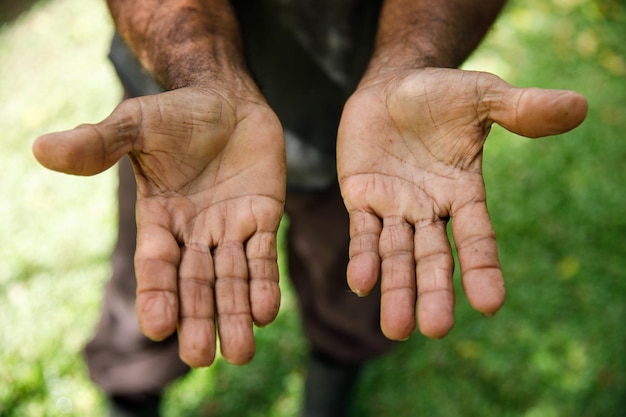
[[1, 0, 625, 416]]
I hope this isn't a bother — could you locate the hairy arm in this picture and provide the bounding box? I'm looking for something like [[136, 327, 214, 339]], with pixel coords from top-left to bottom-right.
[[107, 0, 248, 89], [366, 0, 506, 75]]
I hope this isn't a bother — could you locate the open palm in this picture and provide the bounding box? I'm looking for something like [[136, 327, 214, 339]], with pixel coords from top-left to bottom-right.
[[338, 68, 587, 340], [33, 86, 286, 367]]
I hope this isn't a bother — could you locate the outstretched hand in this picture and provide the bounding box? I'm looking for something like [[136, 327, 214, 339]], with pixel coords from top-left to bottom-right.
[[33, 87, 286, 367], [337, 68, 587, 340]]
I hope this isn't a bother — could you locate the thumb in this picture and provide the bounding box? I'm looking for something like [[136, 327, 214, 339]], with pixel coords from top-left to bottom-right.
[[484, 76, 588, 138], [33, 110, 135, 176]]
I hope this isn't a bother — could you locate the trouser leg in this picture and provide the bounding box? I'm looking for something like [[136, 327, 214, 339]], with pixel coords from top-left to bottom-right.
[[84, 156, 188, 397], [285, 185, 394, 363], [285, 185, 395, 417]]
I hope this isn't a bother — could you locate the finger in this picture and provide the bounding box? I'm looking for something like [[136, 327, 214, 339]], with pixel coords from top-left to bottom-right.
[[379, 216, 416, 340], [451, 199, 505, 316], [482, 75, 588, 138], [346, 209, 382, 296], [214, 242, 255, 365], [177, 244, 217, 367], [414, 218, 456, 339], [134, 221, 181, 341], [32, 100, 138, 175], [246, 231, 281, 327]]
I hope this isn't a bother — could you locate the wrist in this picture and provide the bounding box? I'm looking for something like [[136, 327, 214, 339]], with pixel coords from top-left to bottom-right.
[[357, 0, 507, 88], [359, 44, 443, 88], [144, 28, 250, 91]]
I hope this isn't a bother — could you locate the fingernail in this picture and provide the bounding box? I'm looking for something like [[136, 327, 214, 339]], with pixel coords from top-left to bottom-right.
[[353, 289, 369, 297], [482, 312, 495, 318]]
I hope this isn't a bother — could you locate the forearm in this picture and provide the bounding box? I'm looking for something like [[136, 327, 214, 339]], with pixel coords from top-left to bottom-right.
[[365, 0, 507, 79], [107, 0, 249, 90]]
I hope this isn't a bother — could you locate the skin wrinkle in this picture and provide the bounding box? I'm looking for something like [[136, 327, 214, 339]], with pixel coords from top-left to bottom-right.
[[136, 290, 178, 330], [454, 235, 498, 255], [378, 139, 410, 168], [349, 249, 380, 261], [451, 189, 487, 209], [382, 286, 413, 297], [178, 296, 216, 322], [450, 195, 488, 224], [380, 219, 414, 289], [136, 288, 178, 297], [247, 263, 278, 280], [218, 311, 253, 319], [474, 75, 491, 126], [172, 153, 205, 184], [160, 197, 198, 240], [389, 77, 492, 171], [209, 152, 228, 193], [414, 209, 449, 228], [349, 231, 380, 246], [215, 299, 251, 317], [348, 207, 381, 220], [393, 116, 445, 170], [349, 224, 380, 238], [381, 248, 414, 261], [344, 172, 450, 218], [179, 274, 213, 287], [136, 154, 177, 194], [246, 269, 279, 283], [417, 247, 452, 262], [214, 293, 250, 318], [418, 286, 454, 297], [509, 87, 527, 134], [415, 241, 449, 263], [246, 246, 279, 278], [154, 93, 166, 125], [199, 193, 284, 208], [181, 239, 212, 254], [101, 104, 141, 158], [87, 124, 110, 174], [213, 240, 247, 255], [147, 149, 195, 181], [130, 96, 146, 150], [135, 221, 178, 257], [385, 80, 441, 161], [177, 282, 213, 317], [422, 83, 439, 132], [461, 264, 500, 275]]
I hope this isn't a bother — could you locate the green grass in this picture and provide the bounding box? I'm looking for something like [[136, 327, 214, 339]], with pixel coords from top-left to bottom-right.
[[1, 0, 625, 416]]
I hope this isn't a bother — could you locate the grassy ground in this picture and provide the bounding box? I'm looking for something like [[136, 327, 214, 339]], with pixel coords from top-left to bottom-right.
[[1, 0, 625, 416]]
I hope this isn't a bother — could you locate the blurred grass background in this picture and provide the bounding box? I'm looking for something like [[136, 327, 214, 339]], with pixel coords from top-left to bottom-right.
[[0, 0, 624, 416]]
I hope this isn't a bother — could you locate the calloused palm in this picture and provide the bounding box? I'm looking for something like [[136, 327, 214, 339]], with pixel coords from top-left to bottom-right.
[[33, 86, 286, 367], [338, 68, 587, 340]]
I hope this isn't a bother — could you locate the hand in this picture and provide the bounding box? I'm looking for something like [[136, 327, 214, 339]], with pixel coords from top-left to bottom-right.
[[337, 68, 587, 340], [33, 86, 286, 367]]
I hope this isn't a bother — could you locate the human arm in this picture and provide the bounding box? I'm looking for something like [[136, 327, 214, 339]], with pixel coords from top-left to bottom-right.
[[33, 0, 286, 367], [337, 0, 588, 340]]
